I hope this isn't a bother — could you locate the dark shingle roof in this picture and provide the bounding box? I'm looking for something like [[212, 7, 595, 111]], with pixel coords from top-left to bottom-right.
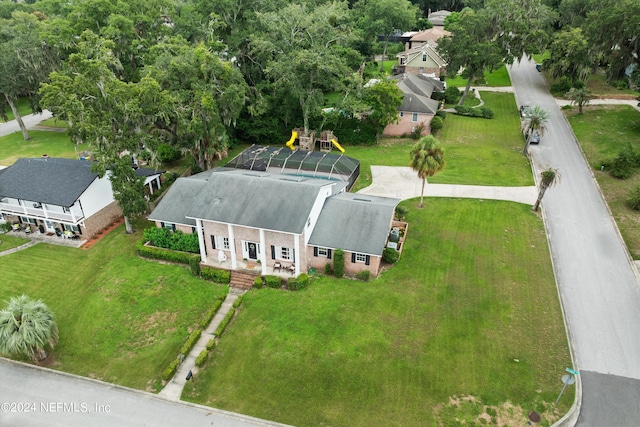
[[0, 158, 98, 207], [186, 169, 334, 234], [148, 176, 207, 227], [135, 167, 165, 178], [309, 193, 399, 256]]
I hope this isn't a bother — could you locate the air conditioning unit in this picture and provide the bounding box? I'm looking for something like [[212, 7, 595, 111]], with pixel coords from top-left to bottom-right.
[[33, 203, 42, 209]]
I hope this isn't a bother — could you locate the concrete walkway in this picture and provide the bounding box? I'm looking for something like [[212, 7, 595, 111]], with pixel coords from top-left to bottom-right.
[[158, 287, 245, 401], [357, 166, 538, 205], [0, 240, 39, 256]]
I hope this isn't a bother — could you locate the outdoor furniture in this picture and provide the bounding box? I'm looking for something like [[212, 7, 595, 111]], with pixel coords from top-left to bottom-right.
[[12, 223, 20, 231], [55, 228, 62, 237], [24, 225, 31, 234], [288, 263, 295, 274], [273, 261, 282, 272], [63, 230, 74, 239], [217, 250, 227, 263]]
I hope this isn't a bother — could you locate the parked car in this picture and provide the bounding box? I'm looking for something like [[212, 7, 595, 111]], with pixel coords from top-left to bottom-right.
[[529, 131, 541, 145], [519, 105, 531, 118]]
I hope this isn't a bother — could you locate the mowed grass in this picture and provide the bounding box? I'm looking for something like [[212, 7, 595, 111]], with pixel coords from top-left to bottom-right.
[[349, 92, 532, 191], [0, 130, 80, 166], [0, 234, 30, 251], [1, 97, 32, 122], [183, 199, 572, 427], [0, 225, 228, 391], [446, 64, 512, 87], [566, 105, 640, 258]]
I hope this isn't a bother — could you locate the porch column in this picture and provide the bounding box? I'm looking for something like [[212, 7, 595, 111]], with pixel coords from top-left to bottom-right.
[[148, 182, 153, 195], [42, 204, 49, 219], [259, 228, 267, 275], [70, 206, 76, 223], [228, 223, 237, 269], [155, 176, 161, 191], [195, 219, 206, 263], [294, 234, 300, 276]]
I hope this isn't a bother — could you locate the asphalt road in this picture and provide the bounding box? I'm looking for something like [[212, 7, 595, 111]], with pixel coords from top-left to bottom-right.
[[0, 359, 291, 427], [0, 110, 52, 137], [509, 58, 640, 426]]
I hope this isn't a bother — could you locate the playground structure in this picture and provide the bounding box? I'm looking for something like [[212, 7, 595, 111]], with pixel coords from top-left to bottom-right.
[[286, 129, 345, 153]]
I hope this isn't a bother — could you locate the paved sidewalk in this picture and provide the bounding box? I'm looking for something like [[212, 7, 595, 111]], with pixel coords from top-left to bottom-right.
[[158, 287, 245, 401], [0, 110, 53, 137], [0, 240, 39, 257], [357, 166, 537, 205]]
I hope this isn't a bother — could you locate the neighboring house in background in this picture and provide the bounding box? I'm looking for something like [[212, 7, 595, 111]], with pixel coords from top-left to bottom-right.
[[383, 73, 444, 137], [395, 42, 447, 77], [149, 164, 400, 278], [135, 167, 165, 196], [427, 9, 451, 27], [0, 158, 121, 237], [404, 27, 451, 51]]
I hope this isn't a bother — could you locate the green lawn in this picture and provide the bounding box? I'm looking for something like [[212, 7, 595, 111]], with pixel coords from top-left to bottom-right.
[[566, 105, 640, 258], [0, 130, 79, 166], [0, 233, 30, 251], [586, 72, 639, 97], [349, 91, 532, 191], [1, 97, 32, 122], [0, 225, 228, 392], [183, 199, 572, 426], [446, 64, 512, 88]]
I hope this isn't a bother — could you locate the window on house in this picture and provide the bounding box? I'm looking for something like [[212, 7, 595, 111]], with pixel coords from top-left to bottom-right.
[[412, 113, 418, 122], [220, 237, 230, 250], [163, 222, 176, 231], [400, 57, 406, 65], [20, 217, 37, 224], [422, 54, 427, 62], [280, 247, 292, 260], [399, 111, 404, 118], [63, 224, 80, 232], [191, 226, 196, 234], [318, 247, 328, 257], [355, 253, 367, 263]]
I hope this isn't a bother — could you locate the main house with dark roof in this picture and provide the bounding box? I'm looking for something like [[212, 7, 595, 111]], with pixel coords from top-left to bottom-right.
[[149, 167, 400, 277], [0, 158, 122, 237]]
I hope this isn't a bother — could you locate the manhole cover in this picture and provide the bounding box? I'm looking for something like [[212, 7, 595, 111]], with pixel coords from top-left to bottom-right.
[[528, 411, 541, 423]]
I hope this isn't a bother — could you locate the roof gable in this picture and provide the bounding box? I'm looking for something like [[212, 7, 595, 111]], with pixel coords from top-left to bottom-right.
[[0, 158, 99, 207]]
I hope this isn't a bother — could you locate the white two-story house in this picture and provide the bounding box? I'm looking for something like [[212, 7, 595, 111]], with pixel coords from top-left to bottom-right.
[[0, 158, 122, 237]]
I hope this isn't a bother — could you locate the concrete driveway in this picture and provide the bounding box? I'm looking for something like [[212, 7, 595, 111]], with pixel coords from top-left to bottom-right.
[[0, 110, 52, 138], [358, 165, 537, 205]]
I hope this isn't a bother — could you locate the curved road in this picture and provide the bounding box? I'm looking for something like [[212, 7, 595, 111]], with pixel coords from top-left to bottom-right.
[[509, 58, 640, 426]]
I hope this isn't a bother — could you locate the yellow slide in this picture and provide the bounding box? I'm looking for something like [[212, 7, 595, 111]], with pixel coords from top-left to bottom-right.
[[286, 131, 297, 150], [330, 138, 345, 153]]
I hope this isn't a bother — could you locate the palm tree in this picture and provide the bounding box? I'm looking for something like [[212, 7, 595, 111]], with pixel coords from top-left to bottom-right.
[[521, 105, 550, 154], [409, 135, 446, 208], [566, 87, 594, 114], [533, 168, 559, 211], [0, 295, 58, 362]]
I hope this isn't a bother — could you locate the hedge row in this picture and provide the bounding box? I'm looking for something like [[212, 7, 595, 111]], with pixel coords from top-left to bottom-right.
[[199, 297, 225, 329], [179, 329, 202, 356], [213, 307, 236, 337], [264, 275, 282, 289], [195, 349, 209, 367], [200, 266, 231, 284], [287, 273, 309, 290], [136, 240, 201, 265], [206, 338, 216, 351], [162, 357, 181, 381], [232, 294, 244, 308], [453, 105, 494, 119], [143, 227, 199, 253]]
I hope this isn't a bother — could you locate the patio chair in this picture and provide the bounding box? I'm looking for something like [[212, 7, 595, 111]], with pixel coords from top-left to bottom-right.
[[55, 228, 63, 237]]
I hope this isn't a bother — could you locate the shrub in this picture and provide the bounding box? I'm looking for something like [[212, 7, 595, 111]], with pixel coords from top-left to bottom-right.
[[288, 273, 309, 291], [550, 76, 573, 96], [195, 349, 209, 367], [431, 91, 445, 101], [232, 294, 243, 308], [480, 107, 494, 118], [206, 338, 216, 351], [356, 270, 371, 281], [143, 227, 200, 253], [395, 205, 408, 221], [162, 358, 180, 381], [265, 275, 282, 289], [214, 307, 235, 337], [179, 329, 202, 356], [200, 267, 231, 283], [189, 257, 201, 276], [0, 223, 12, 232], [383, 247, 400, 264], [609, 144, 638, 179], [156, 143, 181, 163], [435, 109, 447, 119], [334, 249, 345, 278], [324, 263, 332, 275], [627, 184, 640, 210], [253, 277, 264, 289], [199, 298, 224, 329], [411, 122, 425, 140], [430, 116, 444, 134], [453, 105, 494, 118], [136, 240, 201, 265], [444, 86, 461, 104]]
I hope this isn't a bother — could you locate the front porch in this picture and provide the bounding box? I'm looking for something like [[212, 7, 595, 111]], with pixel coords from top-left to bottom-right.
[[203, 256, 299, 278]]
